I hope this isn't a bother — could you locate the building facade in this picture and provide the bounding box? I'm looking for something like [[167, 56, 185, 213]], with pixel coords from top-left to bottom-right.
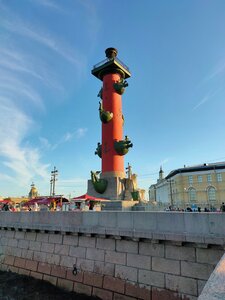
[[149, 162, 225, 209]]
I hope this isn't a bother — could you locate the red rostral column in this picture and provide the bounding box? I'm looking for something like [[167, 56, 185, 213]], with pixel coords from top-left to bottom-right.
[[92, 48, 132, 179], [102, 72, 124, 177]]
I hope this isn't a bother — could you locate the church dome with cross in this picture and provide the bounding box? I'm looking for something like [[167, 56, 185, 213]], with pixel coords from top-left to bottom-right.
[[28, 183, 38, 199]]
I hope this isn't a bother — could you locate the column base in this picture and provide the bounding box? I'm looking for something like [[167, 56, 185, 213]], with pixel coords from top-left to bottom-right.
[[87, 176, 126, 200], [101, 171, 125, 178], [87, 174, 146, 201]]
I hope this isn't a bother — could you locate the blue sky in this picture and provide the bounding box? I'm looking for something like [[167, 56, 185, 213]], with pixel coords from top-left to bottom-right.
[[0, 0, 225, 198]]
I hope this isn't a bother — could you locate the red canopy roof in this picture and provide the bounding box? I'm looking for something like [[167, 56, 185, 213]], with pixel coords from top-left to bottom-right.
[[24, 196, 69, 206], [72, 193, 106, 201], [0, 199, 11, 204]]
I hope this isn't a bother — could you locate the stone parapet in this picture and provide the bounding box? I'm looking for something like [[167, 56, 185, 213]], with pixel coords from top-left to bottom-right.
[[0, 211, 225, 245]]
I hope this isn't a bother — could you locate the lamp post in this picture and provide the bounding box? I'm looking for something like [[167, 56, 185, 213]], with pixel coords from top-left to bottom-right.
[[50, 178, 53, 196], [184, 187, 187, 209], [50, 166, 58, 196]]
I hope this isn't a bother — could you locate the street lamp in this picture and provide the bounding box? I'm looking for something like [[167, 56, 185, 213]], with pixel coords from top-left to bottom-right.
[[50, 166, 58, 196]]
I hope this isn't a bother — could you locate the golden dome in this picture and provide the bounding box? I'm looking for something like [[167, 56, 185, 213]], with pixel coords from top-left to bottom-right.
[[29, 183, 38, 199]]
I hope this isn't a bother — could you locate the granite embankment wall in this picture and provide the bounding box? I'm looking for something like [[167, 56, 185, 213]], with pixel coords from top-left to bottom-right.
[[198, 253, 225, 300], [0, 212, 224, 300]]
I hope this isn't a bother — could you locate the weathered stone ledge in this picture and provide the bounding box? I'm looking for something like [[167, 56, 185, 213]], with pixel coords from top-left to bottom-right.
[[199, 253, 225, 299], [0, 211, 225, 246]]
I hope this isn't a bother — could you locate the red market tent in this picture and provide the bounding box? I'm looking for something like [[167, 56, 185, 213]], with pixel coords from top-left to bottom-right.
[[24, 196, 69, 206], [0, 199, 11, 204], [72, 193, 107, 202]]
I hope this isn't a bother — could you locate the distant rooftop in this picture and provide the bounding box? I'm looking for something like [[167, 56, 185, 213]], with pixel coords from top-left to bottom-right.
[[166, 162, 225, 179]]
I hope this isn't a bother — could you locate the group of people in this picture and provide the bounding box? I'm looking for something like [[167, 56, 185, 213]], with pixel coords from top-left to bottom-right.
[[0, 201, 59, 212], [165, 203, 225, 212], [220, 202, 225, 212], [1, 203, 21, 211], [1, 203, 11, 211]]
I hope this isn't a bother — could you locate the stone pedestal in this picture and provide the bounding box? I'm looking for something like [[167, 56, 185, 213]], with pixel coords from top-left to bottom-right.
[[87, 176, 126, 200], [101, 200, 139, 211], [87, 175, 145, 202]]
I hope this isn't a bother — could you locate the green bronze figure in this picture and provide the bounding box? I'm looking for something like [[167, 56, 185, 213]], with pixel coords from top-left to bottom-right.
[[113, 78, 128, 95], [97, 87, 103, 99], [95, 142, 102, 158], [99, 101, 113, 123], [114, 135, 133, 156], [91, 171, 108, 194]]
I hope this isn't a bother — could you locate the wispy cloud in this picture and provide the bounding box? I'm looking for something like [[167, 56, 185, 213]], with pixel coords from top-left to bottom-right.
[[203, 59, 225, 83], [33, 0, 65, 11], [78, 0, 100, 48], [40, 128, 88, 151], [0, 76, 44, 111], [0, 1, 95, 195], [0, 99, 50, 186], [0, 46, 63, 90], [60, 128, 88, 143], [63, 132, 74, 142], [193, 89, 221, 111], [1, 14, 86, 69], [0, 5, 76, 189], [39, 137, 52, 150], [196, 58, 225, 111], [0, 47, 43, 80], [193, 95, 209, 111], [0, 173, 15, 183], [76, 128, 88, 138]]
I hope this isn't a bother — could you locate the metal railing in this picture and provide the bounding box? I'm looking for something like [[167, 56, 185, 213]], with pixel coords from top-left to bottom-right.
[[93, 57, 130, 72]]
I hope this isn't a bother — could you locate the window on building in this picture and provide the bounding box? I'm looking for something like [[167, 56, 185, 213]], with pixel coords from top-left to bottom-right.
[[208, 187, 216, 202], [217, 173, 222, 182], [198, 175, 202, 183], [188, 175, 193, 184], [188, 187, 196, 202], [207, 174, 212, 182]]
